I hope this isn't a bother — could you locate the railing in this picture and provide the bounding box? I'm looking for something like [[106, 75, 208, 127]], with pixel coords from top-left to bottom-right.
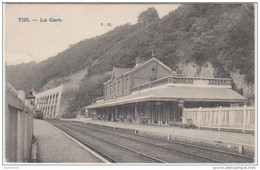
[[5, 82, 34, 162], [95, 96, 104, 103], [96, 96, 104, 101], [131, 77, 168, 92], [131, 76, 232, 93], [168, 76, 232, 86], [140, 117, 149, 124], [183, 106, 255, 133]]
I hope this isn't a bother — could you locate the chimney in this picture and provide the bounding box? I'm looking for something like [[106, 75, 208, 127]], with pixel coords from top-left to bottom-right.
[[135, 57, 144, 67]]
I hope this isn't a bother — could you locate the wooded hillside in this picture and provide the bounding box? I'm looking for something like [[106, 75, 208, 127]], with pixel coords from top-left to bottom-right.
[[6, 4, 254, 117]]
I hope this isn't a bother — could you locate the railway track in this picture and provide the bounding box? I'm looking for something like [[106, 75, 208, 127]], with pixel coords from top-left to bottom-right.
[[50, 121, 166, 163], [48, 120, 254, 163], [71, 121, 254, 163], [55, 125, 117, 163]]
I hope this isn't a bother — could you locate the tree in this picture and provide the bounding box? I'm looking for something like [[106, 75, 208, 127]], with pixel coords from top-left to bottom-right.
[[137, 7, 159, 26]]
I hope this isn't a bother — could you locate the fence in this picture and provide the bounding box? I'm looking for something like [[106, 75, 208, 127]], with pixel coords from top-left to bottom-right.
[[5, 82, 34, 162], [183, 106, 255, 133]]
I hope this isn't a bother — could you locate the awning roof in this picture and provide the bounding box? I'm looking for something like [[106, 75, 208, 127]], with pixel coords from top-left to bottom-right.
[[85, 85, 247, 109]]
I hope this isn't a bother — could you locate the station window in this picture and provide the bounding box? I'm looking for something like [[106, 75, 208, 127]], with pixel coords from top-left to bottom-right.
[[110, 85, 112, 96], [125, 78, 129, 91], [118, 81, 120, 93], [113, 83, 116, 94]]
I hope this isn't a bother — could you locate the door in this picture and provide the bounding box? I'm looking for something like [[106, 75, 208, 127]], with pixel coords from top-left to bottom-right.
[[150, 104, 156, 124], [157, 105, 161, 125], [156, 102, 162, 125]]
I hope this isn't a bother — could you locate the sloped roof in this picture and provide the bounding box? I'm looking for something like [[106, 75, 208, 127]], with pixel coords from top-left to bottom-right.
[[103, 67, 131, 85], [104, 57, 173, 85], [85, 85, 246, 109], [112, 67, 131, 79], [122, 57, 172, 76]]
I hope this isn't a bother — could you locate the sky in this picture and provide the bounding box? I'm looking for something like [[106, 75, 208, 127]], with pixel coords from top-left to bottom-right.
[[4, 4, 180, 65]]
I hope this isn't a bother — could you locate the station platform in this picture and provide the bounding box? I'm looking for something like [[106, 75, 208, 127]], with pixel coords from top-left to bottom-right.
[[33, 119, 103, 163], [63, 118, 255, 156]]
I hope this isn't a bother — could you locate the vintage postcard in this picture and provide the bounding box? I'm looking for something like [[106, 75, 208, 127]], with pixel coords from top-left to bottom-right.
[[3, 2, 257, 169]]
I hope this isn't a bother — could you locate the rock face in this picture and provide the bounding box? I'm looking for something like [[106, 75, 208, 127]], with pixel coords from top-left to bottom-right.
[[178, 62, 254, 105], [230, 70, 254, 102], [178, 62, 215, 78], [37, 67, 89, 118], [41, 67, 88, 91], [59, 85, 80, 117]]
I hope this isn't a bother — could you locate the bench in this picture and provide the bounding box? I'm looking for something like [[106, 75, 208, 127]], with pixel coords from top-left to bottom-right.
[[140, 117, 149, 124], [117, 115, 124, 122], [126, 116, 132, 123], [183, 118, 195, 128]]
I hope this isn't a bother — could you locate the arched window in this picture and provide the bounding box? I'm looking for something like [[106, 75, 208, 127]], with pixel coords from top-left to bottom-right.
[[52, 94, 55, 104], [50, 106, 53, 118], [45, 96, 47, 106], [113, 82, 116, 94], [56, 93, 58, 103], [117, 81, 120, 93], [54, 105, 56, 116], [47, 96, 49, 105], [49, 95, 52, 105], [45, 106, 48, 116], [125, 78, 129, 91], [48, 106, 50, 117]]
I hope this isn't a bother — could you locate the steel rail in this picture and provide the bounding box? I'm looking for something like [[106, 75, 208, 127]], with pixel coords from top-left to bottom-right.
[[72, 122, 254, 163], [61, 123, 167, 163], [71, 122, 219, 163], [54, 122, 166, 163], [51, 123, 118, 163], [78, 121, 254, 160]]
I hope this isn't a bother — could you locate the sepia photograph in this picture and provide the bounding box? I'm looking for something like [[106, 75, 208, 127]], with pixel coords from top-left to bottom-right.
[[3, 2, 257, 168]]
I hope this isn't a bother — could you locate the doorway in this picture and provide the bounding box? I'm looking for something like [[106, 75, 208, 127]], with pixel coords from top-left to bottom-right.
[[151, 102, 165, 125]]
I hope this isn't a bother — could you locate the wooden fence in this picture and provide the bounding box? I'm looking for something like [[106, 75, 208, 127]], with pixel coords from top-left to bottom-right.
[[5, 82, 34, 162], [183, 106, 255, 133]]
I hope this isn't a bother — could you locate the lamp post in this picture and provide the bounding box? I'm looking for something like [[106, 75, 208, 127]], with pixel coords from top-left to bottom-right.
[[178, 99, 184, 124], [178, 100, 184, 108], [26, 90, 36, 109]]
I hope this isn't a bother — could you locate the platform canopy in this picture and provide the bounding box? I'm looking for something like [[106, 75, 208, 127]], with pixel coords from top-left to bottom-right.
[[85, 85, 246, 110]]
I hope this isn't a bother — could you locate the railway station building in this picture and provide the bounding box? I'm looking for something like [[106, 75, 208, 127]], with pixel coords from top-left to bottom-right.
[[84, 57, 246, 126]]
